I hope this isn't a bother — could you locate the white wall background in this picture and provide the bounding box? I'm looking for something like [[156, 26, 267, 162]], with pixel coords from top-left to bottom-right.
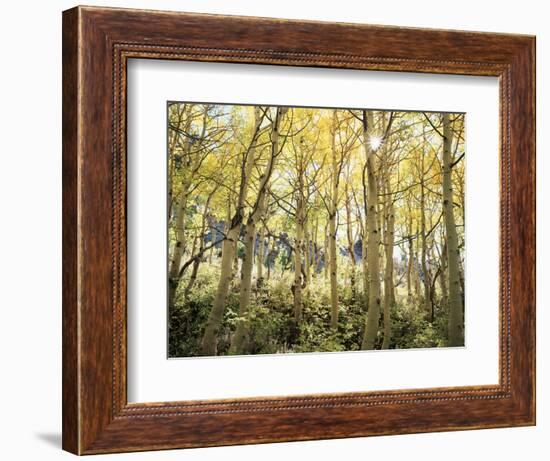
[[0, 1, 545, 459]]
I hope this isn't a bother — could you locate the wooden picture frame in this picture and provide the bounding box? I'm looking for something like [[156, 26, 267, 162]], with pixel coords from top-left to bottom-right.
[[62, 5, 535, 455]]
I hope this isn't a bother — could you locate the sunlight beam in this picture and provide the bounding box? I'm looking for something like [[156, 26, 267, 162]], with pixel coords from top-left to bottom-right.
[[369, 135, 382, 150]]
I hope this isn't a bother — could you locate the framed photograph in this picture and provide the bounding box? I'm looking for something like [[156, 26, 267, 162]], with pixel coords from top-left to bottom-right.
[[62, 5, 535, 455]]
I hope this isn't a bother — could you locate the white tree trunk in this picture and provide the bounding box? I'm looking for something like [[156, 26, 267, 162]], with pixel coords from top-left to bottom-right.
[[442, 113, 464, 346], [201, 108, 265, 355], [329, 110, 340, 329], [362, 111, 382, 350], [294, 196, 305, 323], [201, 225, 239, 355], [382, 191, 395, 349], [257, 225, 265, 282], [230, 107, 286, 354]]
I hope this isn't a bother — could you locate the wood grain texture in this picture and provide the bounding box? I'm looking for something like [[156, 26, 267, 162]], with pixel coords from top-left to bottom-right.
[[62, 5, 536, 455], [62, 6, 79, 454]]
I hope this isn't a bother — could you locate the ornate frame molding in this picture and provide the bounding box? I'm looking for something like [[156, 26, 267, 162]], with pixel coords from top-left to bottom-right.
[[63, 6, 535, 454]]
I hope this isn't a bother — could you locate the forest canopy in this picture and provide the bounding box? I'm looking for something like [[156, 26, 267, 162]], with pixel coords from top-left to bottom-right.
[[167, 102, 465, 357]]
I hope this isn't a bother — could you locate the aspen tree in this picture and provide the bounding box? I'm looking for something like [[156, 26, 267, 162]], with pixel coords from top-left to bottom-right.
[[442, 113, 464, 346], [201, 108, 265, 355], [230, 107, 287, 354]]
